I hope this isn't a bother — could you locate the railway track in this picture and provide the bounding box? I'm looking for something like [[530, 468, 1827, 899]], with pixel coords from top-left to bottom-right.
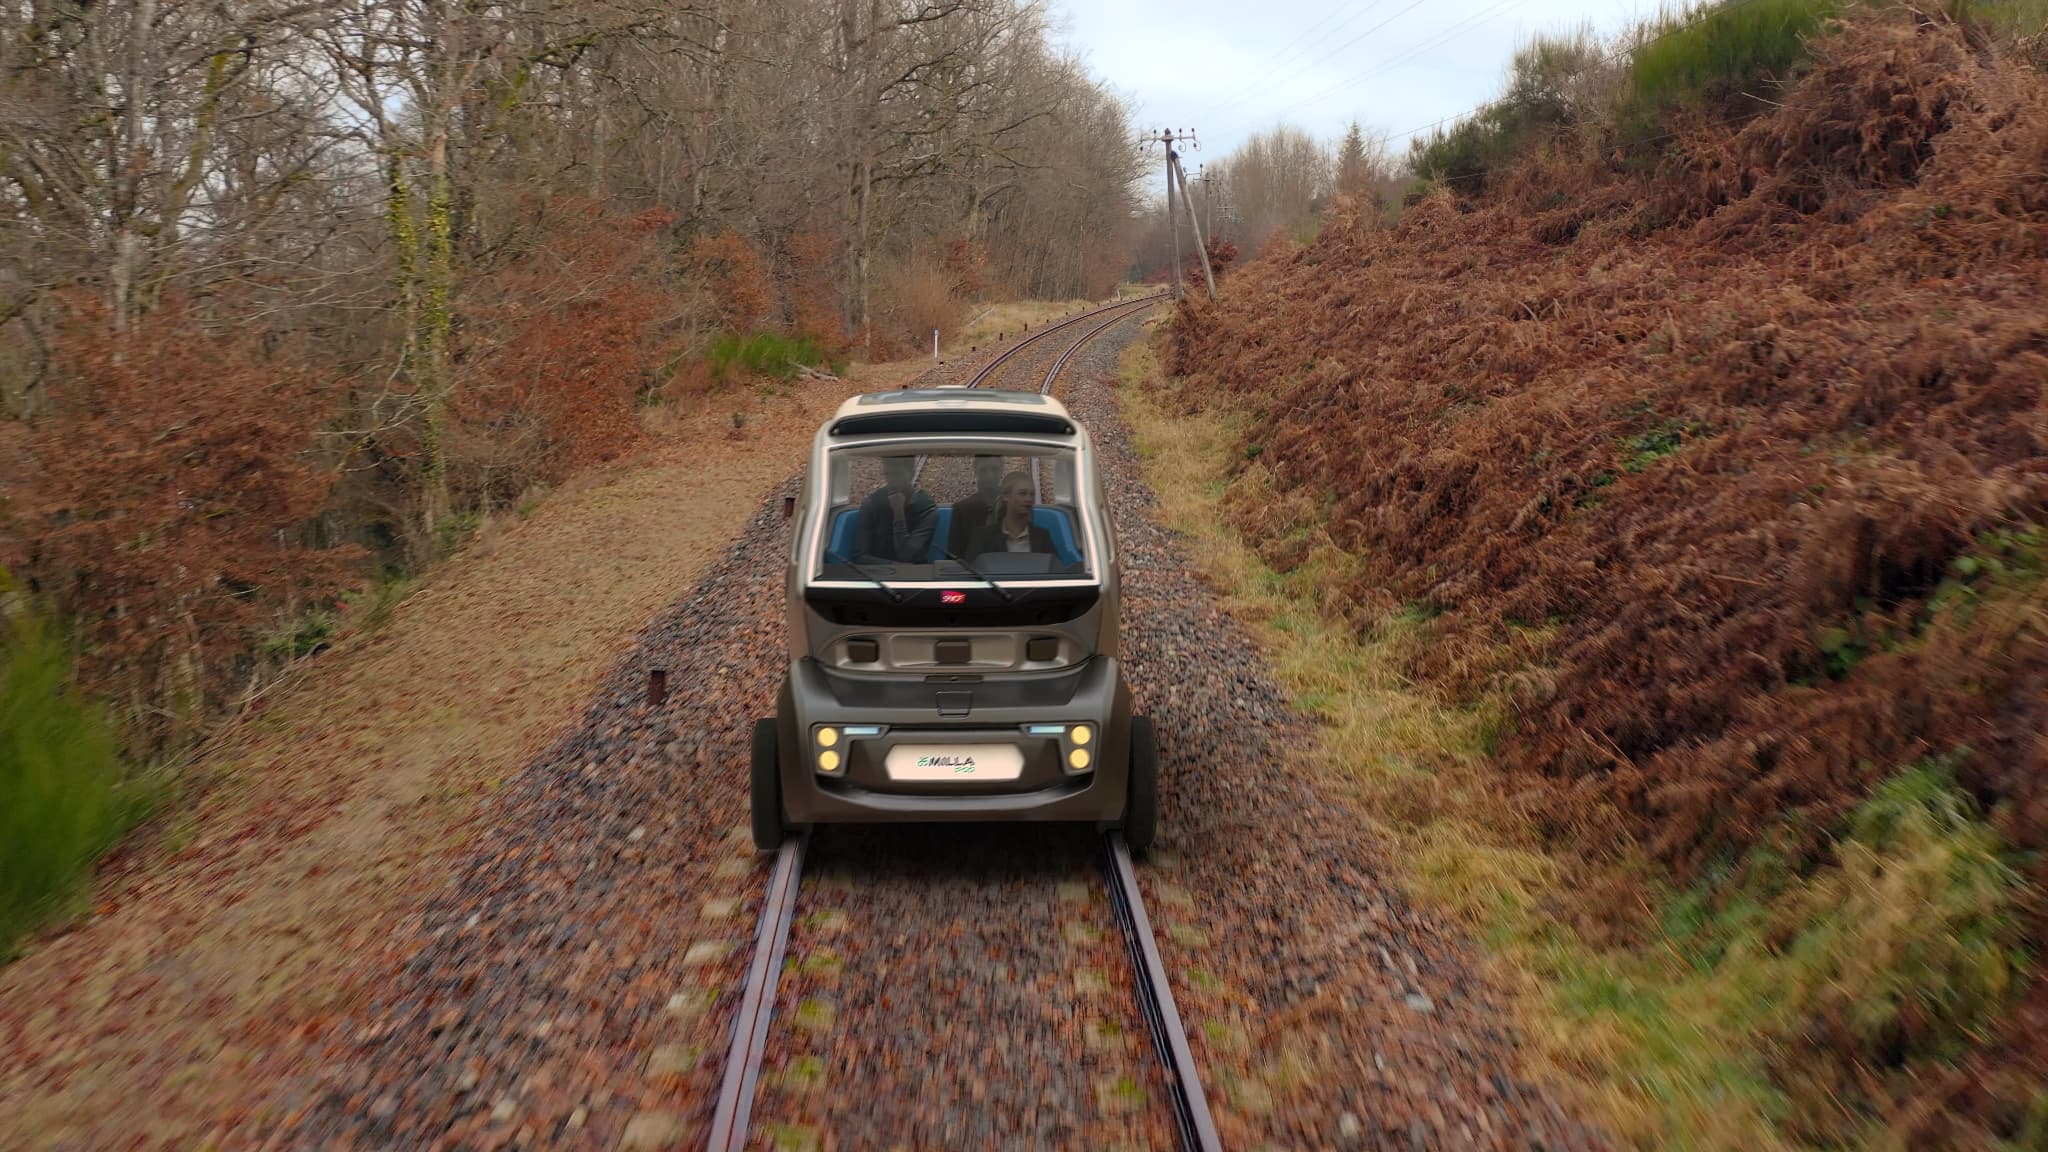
[[965, 292, 1166, 391], [706, 293, 1219, 1152]]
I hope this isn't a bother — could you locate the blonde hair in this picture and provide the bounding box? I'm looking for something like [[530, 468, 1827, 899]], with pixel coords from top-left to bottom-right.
[[998, 470, 1034, 520]]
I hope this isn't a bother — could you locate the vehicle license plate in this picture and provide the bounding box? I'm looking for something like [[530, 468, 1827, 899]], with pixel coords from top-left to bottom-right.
[[884, 744, 1024, 782]]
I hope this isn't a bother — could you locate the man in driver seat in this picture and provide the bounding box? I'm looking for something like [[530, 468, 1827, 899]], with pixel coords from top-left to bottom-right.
[[858, 455, 938, 562], [946, 454, 1005, 559]]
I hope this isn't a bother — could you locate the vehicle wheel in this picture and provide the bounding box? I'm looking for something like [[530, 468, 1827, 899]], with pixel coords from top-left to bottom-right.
[[750, 718, 784, 852], [1123, 715, 1159, 853]]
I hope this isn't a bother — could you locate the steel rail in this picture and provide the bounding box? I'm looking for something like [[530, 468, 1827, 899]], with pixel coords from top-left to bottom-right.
[[1018, 293, 1162, 490], [709, 292, 1173, 1152], [1036, 300, 1156, 396], [1033, 299, 1222, 1152], [915, 292, 1166, 483], [967, 293, 1167, 392], [1104, 832, 1224, 1152], [705, 832, 808, 1152]]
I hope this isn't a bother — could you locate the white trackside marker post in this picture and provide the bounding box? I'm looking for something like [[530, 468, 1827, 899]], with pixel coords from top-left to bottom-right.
[[932, 329, 939, 359]]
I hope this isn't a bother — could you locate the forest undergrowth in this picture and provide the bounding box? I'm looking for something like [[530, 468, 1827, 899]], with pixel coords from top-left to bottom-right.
[[1161, 7, 2046, 1148], [1, 0, 1146, 956]]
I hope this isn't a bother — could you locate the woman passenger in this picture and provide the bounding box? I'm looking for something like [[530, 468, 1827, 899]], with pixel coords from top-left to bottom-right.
[[966, 470, 1055, 556]]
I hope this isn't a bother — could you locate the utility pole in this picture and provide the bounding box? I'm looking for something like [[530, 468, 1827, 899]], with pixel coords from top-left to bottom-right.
[[1142, 128, 1202, 300], [1171, 153, 1218, 302], [1167, 149, 1182, 300]]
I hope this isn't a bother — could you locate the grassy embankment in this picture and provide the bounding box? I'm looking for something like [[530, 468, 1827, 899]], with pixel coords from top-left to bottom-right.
[[947, 297, 1101, 355], [1128, 1, 2046, 1134], [1121, 333, 2029, 1150]]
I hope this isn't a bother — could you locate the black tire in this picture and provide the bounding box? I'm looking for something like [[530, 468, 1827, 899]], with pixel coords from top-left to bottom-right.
[[1123, 715, 1159, 853], [750, 718, 784, 852]]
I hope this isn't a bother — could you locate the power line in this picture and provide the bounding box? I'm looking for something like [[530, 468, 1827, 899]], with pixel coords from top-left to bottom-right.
[[1204, 0, 1433, 143], [1203, 0, 1394, 113], [1284, 0, 1522, 116], [1267, 0, 1435, 100]]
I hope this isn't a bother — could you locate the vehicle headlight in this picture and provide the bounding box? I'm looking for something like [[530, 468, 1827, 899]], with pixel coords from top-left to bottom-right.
[[816, 726, 839, 748], [1068, 748, 1091, 771], [818, 749, 841, 773], [1069, 725, 1092, 747]]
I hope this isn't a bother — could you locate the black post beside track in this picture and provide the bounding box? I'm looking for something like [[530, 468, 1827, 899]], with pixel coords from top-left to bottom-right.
[[1103, 832, 1224, 1152], [706, 832, 806, 1152]]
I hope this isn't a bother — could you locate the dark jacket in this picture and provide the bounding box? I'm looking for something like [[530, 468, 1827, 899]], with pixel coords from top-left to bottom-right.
[[964, 518, 1054, 559], [858, 485, 937, 562], [946, 491, 996, 558]]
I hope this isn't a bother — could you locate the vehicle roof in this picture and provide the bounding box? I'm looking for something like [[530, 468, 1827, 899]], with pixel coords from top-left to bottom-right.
[[826, 388, 1077, 437]]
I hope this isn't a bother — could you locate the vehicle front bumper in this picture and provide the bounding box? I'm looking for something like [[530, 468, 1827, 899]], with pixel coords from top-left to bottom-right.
[[777, 656, 1132, 824]]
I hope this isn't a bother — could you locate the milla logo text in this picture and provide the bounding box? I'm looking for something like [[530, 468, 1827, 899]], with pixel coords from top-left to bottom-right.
[[917, 755, 977, 772], [940, 590, 967, 604]]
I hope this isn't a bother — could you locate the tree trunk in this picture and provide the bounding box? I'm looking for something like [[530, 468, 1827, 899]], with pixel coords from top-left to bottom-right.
[[419, 130, 455, 546], [110, 0, 157, 346], [856, 153, 872, 358]]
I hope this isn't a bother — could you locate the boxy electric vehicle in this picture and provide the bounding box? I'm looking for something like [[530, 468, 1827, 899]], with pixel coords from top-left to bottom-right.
[[751, 388, 1158, 851]]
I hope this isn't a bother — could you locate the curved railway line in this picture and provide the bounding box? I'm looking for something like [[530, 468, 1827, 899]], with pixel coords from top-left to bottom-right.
[[706, 292, 1220, 1152]]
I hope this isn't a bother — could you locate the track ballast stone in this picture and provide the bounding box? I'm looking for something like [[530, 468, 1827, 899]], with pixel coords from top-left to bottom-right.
[[256, 489, 800, 1149]]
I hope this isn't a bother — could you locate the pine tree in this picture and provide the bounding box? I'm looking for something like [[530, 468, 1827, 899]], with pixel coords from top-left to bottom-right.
[[1337, 120, 1369, 196]]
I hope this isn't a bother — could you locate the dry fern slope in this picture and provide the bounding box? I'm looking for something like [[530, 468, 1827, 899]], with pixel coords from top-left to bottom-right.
[[1156, 3, 2047, 1148]]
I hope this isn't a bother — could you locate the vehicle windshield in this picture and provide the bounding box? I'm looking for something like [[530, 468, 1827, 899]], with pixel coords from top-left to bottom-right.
[[813, 445, 1091, 582]]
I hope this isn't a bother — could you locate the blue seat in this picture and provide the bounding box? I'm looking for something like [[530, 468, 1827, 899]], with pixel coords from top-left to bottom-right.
[[826, 507, 860, 561], [826, 503, 1081, 568], [1033, 506, 1082, 567]]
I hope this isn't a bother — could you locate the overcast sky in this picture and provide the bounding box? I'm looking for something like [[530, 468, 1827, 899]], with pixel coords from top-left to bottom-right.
[[1046, 0, 1658, 163]]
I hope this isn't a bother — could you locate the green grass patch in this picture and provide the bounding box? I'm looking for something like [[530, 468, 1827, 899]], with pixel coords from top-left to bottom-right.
[[342, 568, 415, 634], [1620, 419, 1709, 472], [1541, 757, 2025, 1147], [1930, 523, 2045, 618], [1945, 0, 2048, 40], [1620, 0, 1842, 136], [1, 581, 139, 958], [704, 331, 841, 381], [262, 604, 340, 660]]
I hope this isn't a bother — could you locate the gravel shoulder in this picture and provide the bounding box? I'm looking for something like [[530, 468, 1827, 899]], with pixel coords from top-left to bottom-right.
[[0, 368, 905, 1151], [1062, 323, 1608, 1150]]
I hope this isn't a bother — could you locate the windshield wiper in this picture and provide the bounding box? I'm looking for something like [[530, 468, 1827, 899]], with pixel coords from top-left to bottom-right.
[[827, 554, 905, 604], [938, 547, 1019, 605]]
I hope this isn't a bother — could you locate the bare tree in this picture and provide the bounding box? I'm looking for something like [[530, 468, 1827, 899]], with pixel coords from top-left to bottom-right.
[[1212, 125, 1332, 254], [1, 0, 1150, 749]]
